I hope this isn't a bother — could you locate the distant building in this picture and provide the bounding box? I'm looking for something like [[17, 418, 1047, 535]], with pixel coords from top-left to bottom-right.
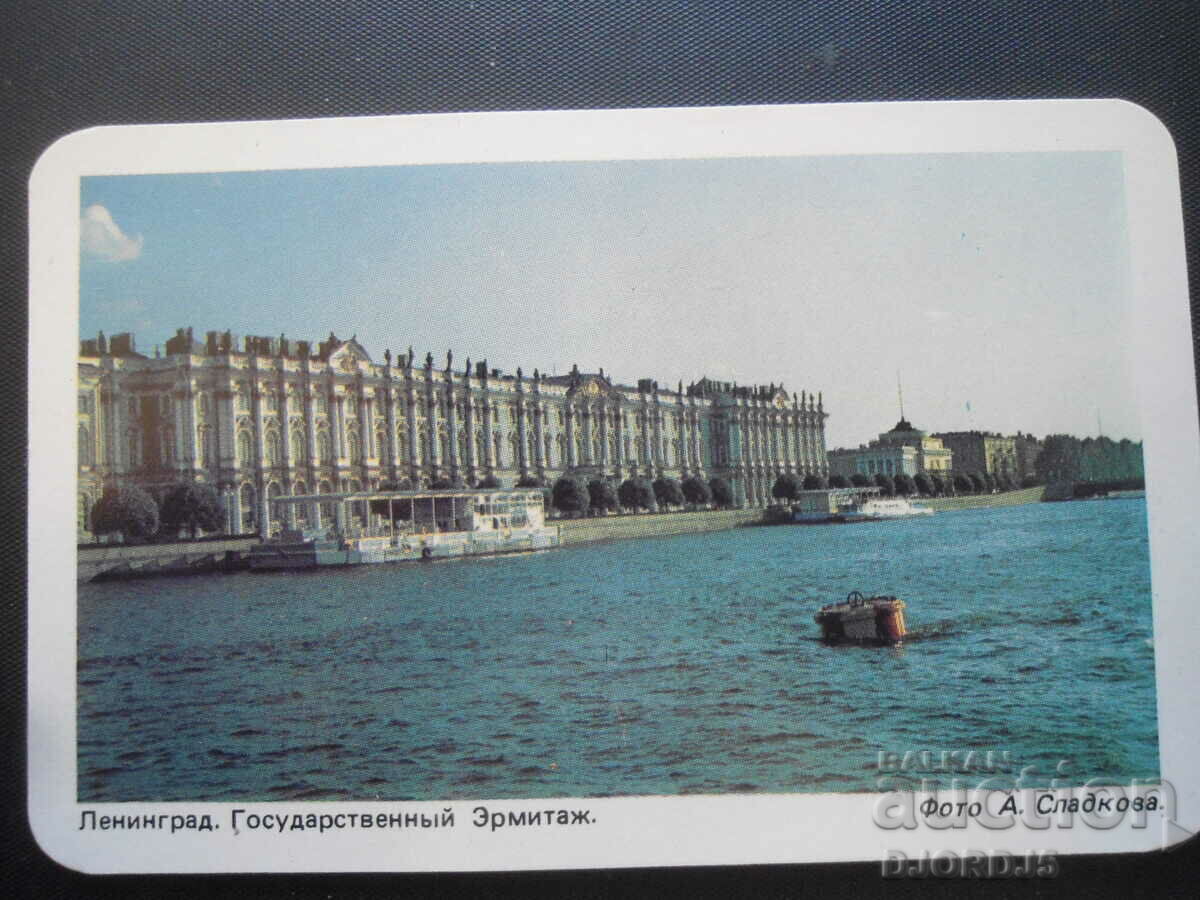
[[933, 431, 1018, 480], [827, 418, 953, 480], [1013, 432, 1044, 482], [78, 327, 830, 538]]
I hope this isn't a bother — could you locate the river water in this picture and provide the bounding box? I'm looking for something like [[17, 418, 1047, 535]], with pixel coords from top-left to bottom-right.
[[78, 499, 1158, 802]]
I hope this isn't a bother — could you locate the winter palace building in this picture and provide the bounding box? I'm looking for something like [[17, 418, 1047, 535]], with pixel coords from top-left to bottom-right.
[[77, 327, 829, 537]]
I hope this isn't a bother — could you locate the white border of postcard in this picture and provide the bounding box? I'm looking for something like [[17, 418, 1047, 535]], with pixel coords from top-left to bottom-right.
[[30, 100, 1199, 873]]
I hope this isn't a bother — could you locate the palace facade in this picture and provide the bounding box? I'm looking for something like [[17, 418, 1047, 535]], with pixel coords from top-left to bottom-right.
[[78, 327, 829, 537]]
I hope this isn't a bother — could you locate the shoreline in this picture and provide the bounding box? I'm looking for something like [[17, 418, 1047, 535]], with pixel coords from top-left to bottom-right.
[[77, 487, 1048, 581]]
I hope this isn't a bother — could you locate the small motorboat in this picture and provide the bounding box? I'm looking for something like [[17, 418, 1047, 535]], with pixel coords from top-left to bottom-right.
[[815, 591, 907, 645]]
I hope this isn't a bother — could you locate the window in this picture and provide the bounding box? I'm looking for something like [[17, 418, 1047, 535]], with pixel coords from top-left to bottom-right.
[[236, 389, 249, 412], [239, 483, 256, 532], [201, 427, 214, 468], [291, 429, 306, 463], [237, 430, 253, 466], [317, 430, 332, 464], [78, 425, 91, 467], [162, 428, 176, 467], [348, 432, 361, 463], [127, 429, 142, 468], [265, 431, 281, 466], [293, 481, 309, 524], [316, 393, 328, 415]]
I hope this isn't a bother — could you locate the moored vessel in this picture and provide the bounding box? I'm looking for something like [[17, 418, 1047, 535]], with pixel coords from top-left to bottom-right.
[[814, 591, 908, 644], [791, 487, 933, 524], [247, 487, 559, 571]]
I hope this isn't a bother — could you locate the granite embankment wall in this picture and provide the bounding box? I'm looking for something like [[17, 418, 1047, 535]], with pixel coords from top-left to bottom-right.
[[76, 511, 764, 580], [77, 537, 259, 582], [922, 485, 1045, 511], [555, 507, 765, 545]]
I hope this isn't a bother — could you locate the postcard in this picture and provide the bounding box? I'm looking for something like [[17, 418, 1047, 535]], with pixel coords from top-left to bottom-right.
[[29, 100, 1199, 874]]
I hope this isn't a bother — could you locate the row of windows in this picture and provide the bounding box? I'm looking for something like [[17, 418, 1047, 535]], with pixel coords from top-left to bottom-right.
[[109, 388, 741, 432], [856, 457, 906, 475], [84, 415, 806, 472]]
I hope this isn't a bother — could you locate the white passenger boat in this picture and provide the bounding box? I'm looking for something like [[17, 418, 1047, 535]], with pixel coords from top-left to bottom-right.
[[791, 487, 933, 524], [247, 487, 559, 570]]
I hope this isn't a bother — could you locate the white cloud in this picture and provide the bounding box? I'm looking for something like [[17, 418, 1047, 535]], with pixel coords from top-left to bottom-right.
[[81, 204, 143, 262]]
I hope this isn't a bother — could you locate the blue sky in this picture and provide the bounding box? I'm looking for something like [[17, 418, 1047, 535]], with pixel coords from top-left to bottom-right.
[[80, 152, 1135, 448]]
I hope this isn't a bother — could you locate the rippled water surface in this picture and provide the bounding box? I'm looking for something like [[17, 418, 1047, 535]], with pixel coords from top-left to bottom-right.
[[78, 499, 1158, 801]]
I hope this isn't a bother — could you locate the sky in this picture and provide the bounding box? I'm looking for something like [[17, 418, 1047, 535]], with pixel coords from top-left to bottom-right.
[[80, 151, 1136, 449]]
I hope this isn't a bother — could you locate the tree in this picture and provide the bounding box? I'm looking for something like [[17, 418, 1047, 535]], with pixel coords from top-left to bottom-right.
[[828, 474, 850, 489], [552, 476, 589, 515], [873, 473, 894, 496], [90, 484, 160, 542], [681, 475, 712, 508], [968, 473, 986, 493], [1035, 434, 1082, 485], [379, 478, 412, 491], [802, 473, 827, 490], [771, 472, 801, 503], [618, 478, 640, 511], [430, 477, 454, 490], [849, 472, 871, 488], [587, 478, 618, 514], [477, 474, 501, 489], [929, 474, 945, 496], [708, 476, 734, 508], [913, 473, 933, 496], [982, 472, 997, 493], [619, 478, 656, 512], [516, 475, 542, 488], [953, 473, 973, 494], [893, 473, 915, 497], [160, 481, 226, 538], [653, 477, 684, 510]]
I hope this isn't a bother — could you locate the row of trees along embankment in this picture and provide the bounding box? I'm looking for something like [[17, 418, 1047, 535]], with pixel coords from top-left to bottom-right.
[[545, 474, 737, 517], [1034, 435, 1145, 500], [81, 473, 749, 545], [84, 482, 226, 545], [769, 470, 1027, 502]]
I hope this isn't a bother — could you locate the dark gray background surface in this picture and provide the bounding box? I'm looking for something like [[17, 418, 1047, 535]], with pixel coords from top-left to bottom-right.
[[4, 2, 1198, 896]]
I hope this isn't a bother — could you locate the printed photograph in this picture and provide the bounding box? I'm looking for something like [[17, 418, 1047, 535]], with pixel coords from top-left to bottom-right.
[[75, 151, 1157, 803]]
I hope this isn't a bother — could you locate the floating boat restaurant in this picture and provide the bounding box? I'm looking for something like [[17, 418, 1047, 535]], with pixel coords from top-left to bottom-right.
[[248, 487, 560, 570]]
